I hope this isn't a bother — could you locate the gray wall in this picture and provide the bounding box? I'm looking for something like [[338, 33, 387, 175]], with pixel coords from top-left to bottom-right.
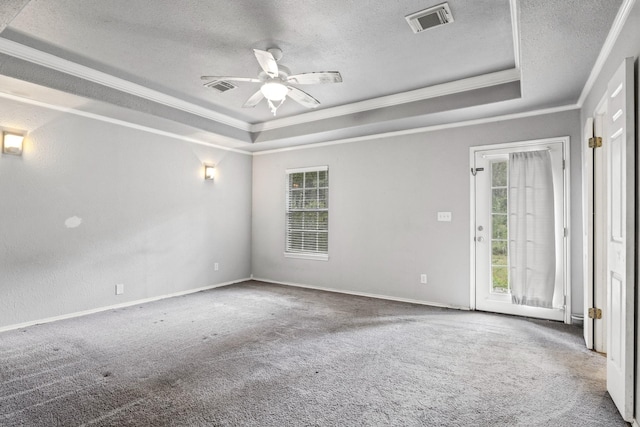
[[580, 3, 640, 121], [577, 0, 640, 419], [0, 98, 252, 329], [252, 110, 583, 313]]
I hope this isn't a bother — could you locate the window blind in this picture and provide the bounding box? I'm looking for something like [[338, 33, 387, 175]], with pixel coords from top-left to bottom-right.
[[286, 166, 329, 256]]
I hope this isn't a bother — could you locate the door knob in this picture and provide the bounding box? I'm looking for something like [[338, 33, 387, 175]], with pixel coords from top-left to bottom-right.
[[478, 226, 484, 231], [477, 236, 484, 242]]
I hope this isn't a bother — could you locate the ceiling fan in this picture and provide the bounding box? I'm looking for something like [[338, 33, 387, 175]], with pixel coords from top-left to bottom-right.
[[201, 48, 342, 116]]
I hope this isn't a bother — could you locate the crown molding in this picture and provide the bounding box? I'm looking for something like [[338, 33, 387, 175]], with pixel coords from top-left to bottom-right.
[[0, 90, 252, 155], [1, 80, 578, 157], [251, 68, 521, 132], [0, 37, 251, 132], [253, 104, 578, 155], [577, 0, 636, 106], [0, 38, 522, 137]]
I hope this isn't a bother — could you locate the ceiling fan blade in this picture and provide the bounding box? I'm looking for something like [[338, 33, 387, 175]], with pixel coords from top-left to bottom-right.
[[253, 49, 279, 78], [242, 90, 265, 108], [200, 76, 261, 83], [287, 86, 320, 108], [287, 71, 342, 85]]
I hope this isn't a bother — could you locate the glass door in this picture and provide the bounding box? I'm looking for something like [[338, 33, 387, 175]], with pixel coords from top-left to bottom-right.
[[472, 140, 566, 321]]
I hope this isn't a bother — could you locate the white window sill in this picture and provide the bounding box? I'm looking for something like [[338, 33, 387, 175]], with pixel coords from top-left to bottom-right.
[[284, 252, 329, 261]]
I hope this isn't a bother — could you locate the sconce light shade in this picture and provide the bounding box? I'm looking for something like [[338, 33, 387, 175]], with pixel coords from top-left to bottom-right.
[[2, 132, 24, 156], [204, 164, 215, 181]]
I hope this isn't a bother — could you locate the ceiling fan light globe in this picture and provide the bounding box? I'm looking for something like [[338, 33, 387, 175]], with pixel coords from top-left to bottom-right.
[[261, 82, 288, 101]]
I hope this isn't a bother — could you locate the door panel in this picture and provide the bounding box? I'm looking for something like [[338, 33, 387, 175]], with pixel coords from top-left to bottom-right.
[[609, 273, 621, 363], [610, 135, 623, 240], [594, 113, 608, 353], [585, 113, 608, 353], [582, 118, 594, 349]]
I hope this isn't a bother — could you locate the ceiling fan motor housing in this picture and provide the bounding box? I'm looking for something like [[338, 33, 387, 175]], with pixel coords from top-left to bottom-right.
[[267, 47, 283, 61], [257, 65, 291, 82]]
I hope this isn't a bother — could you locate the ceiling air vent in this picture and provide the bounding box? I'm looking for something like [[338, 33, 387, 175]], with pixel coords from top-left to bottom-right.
[[203, 80, 236, 93], [405, 3, 454, 34]]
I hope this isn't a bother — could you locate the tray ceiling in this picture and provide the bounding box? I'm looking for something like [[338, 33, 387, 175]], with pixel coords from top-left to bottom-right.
[[0, 0, 624, 151]]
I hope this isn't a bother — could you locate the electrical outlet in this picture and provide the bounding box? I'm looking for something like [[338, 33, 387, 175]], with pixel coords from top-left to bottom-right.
[[214, 263, 219, 271], [420, 274, 427, 284], [115, 283, 124, 295], [437, 212, 452, 222]]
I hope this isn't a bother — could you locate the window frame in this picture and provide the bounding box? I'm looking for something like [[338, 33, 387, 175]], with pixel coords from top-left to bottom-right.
[[284, 166, 329, 261]]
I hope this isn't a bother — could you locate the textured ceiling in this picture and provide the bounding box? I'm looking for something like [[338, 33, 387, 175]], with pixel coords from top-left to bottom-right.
[[3, 0, 515, 123], [0, 0, 625, 150]]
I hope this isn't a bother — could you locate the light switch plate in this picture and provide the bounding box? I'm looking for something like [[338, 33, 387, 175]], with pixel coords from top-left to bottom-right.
[[437, 211, 452, 222]]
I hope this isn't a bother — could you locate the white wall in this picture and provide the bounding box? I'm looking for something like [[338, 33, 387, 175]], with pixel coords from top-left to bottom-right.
[[0, 98, 252, 329], [252, 110, 583, 313]]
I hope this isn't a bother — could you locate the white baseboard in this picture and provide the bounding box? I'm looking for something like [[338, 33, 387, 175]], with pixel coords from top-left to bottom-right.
[[1, 277, 468, 333], [251, 277, 469, 311], [0, 277, 250, 333]]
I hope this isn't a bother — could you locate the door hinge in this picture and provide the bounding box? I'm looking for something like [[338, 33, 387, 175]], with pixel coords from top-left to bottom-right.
[[588, 307, 602, 319], [588, 136, 602, 148], [562, 159, 565, 170], [564, 227, 568, 237]]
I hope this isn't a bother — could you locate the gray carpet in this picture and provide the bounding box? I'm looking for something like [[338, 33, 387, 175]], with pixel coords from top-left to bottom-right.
[[0, 280, 627, 426]]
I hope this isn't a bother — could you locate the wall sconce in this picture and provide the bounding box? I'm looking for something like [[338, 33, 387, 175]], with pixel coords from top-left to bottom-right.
[[2, 131, 25, 156], [204, 164, 215, 181]]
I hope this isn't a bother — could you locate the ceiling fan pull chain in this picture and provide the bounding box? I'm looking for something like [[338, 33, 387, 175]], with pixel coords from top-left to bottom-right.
[[268, 98, 285, 116]]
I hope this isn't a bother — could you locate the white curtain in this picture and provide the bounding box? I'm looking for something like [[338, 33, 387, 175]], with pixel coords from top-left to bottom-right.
[[508, 150, 556, 308]]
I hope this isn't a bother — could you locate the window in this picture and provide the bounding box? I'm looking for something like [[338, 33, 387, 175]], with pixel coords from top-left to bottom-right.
[[285, 166, 329, 260], [490, 159, 509, 293]]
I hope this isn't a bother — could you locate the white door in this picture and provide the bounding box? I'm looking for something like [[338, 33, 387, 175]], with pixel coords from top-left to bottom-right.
[[471, 139, 568, 321], [582, 117, 595, 349], [582, 113, 608, 353], [605, 57, 634, 422], [594, 113, 608, 354]]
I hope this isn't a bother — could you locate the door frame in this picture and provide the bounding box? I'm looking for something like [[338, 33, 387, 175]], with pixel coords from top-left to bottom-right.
[[469, 136, 572, 323]]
